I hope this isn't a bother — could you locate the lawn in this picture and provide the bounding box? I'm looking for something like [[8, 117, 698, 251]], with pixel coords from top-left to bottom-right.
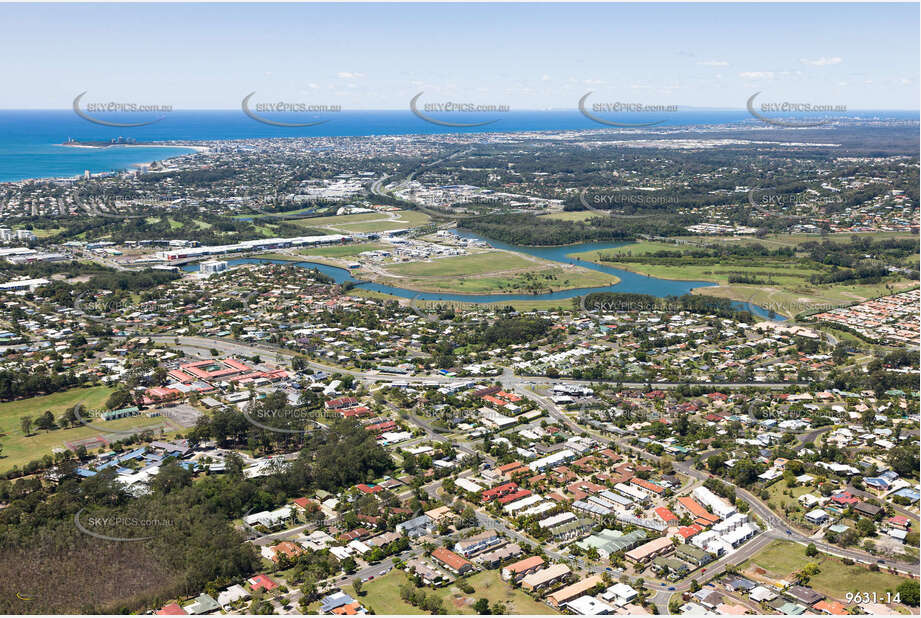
[[25, 227, 65, 238], [378, 251, 618, 295], [670, 231, 917, 250], [742, 541, 911, 602], [540, 211, 598, 222], [435, 570, 558, 615], [0, 386, 178, 472], [345, 570, 425, 615], [347, 568, 557, 615], [299, 242, 389, 258], [385, 251, 536, 278], [763, 482, 819, 531], [290, 210, 432, 233], [569, 240, 917, 318]]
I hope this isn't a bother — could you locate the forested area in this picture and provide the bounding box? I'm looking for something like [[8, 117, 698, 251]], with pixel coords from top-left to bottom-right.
[[581, 291, 755, 323], [0, 418, 393, 614], [459, 213, 693, 245]]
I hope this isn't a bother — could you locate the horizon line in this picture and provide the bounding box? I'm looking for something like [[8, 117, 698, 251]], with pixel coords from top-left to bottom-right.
[[2, 107, 919, 113]]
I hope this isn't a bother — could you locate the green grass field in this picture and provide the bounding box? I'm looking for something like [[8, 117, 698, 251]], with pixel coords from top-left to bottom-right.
[[763, 482, 820, 531], [299, 242, 389, 258], [231, 206, 316, 220], [347, 569, 557, 615], [671, 231, 917, 250], [385, 251, 536, 277], [540, 211, 598, 222], [742, 541, 911, 602], [25, 227, 65, 238], [569, 240, 917, 318], [290, 210, 432, 233], [346, 570, 424, 615], [376, 251, 618, 295], [0, 386, 176, 472], [436, 570, 557, 614]]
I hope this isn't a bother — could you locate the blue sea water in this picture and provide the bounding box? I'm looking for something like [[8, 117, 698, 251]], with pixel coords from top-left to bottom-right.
[[1, 109, 916, 182]]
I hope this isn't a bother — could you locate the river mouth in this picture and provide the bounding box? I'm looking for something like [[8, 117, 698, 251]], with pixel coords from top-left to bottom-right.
[[182, 231, 783, 320]]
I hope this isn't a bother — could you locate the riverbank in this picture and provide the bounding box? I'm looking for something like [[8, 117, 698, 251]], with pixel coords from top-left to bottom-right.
[[567, 240, 918, 319], [249, 248, 621, 296]]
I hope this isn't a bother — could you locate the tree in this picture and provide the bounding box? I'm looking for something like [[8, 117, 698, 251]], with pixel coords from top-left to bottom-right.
[[473, 598, 491, 614], [897, 580, 919, 606], [690, 579, 700, 593], [856, 517, 876, 537], [352, 577, 363, 596], [299, 576, 318, 603], [459, 505, 478, 528], [19, 415, 32, 437], [888, 445, 920, 478], [105, 389, 133, 410], [34, 410, 56, 431], [805, 542, 818, 557]]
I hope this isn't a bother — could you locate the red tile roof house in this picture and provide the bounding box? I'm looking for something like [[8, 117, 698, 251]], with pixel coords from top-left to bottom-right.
[[180, 358, 252, 381], [339, 528, 371, 542], [431, 547, 474, 575], [497, 461, 529, 478], [597, 448, 621, 463], [247, 574, 278, 592], [677, 524, 704, 542], [888, 515, 911, 530], [291, 497, 319, 512], [813, 600, 848, 615], [497, 489, 532, 505], [142, 386, 184, 405], [654, 506, 679, 526], [266, 540, 304, 563], [830, 491, 859, 507], [630, 477, 666, 496], [156, 603, 187, 615], [501, 555, 545, 581], [326, 396, 359, 410], [364, 420, 397, 434], [481, 482, 518, 503], [357, 513, 382, 527], [676, 496, 721, 527], [340, 406, 373, 418]]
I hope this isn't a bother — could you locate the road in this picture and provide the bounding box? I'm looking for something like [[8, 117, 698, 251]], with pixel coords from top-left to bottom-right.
[[154, 332, 807, 391]]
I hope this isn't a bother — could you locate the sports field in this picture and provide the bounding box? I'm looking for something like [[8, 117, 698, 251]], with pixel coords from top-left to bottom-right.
[[0, 386, 174, 472], [291, 210, 432, 233]]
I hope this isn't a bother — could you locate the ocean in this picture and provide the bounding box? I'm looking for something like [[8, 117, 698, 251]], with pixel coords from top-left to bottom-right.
[[1, 109, 917, 183]]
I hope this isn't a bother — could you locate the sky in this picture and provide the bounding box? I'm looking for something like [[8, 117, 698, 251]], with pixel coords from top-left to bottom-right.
[[0, 2, 918, 110]]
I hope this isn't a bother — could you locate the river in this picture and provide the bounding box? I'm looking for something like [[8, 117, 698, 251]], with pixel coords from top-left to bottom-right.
[[183, 231, 782, 320]]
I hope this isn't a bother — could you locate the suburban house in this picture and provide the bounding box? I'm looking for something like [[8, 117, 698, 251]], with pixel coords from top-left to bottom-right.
[[431, 547, 474, 575], [501, 555, 545, 582]]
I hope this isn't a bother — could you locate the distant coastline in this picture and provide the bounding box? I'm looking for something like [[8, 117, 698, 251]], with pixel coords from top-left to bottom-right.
[[59, 140, 208, 152], [0, 108, 914, 184]]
